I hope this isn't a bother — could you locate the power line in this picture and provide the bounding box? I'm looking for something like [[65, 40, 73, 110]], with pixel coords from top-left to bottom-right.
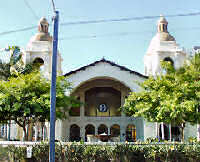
[[50, 0, 56, 12], [0, 26, 36, 36], [23, 0, 39, 20], [0, 11, 200, 36], [59, 26, 200, 41], [60, 11, 200, 26], [59, 31, 152, 40]]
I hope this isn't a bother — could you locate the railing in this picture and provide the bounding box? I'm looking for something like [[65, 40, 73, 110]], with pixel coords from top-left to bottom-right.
[[0, 140, 197, 146]]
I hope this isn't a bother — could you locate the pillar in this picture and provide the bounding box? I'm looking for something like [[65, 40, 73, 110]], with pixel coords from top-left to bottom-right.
[[121, 91, 126, 117], [80, 92, 85, 117], [95, 126, 98, 135], [66, 125, 70, 142], [108, 126, 110, 135], [120, 126, 126, 142], [80, 125, 85, 141]]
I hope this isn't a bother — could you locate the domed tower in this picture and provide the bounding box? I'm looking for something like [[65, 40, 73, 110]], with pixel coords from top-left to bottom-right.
[[24, 17, 62, 77], [144, 15, 187, 76]]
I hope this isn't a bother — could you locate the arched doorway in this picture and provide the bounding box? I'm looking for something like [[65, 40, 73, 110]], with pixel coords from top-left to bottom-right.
[[85, 124, 95, 142], [98, 124, 108, 135], [70, 124, 80, 142], [126, 124, 136, 142], [110, 124, 120, 137]]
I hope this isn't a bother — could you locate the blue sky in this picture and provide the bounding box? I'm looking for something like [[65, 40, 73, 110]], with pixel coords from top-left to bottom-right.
[[0, 0, 200, 74]]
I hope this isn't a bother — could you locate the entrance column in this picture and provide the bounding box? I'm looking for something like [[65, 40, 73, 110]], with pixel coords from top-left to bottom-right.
[[80, 92, 85, 117], [80, 125, 85, 141], [120, 126, 126, 142], [95, 126, 98, 135], [66, 125, 70, 141], [108, 126, 111, 135], [121, 91, 126, 117]]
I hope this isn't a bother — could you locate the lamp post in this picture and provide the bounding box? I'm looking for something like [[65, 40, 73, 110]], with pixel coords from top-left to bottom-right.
[[49, 11, 59, 162]]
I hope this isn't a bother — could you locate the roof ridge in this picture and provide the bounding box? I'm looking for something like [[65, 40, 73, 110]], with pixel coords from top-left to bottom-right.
[[64, 58, 148, 78]]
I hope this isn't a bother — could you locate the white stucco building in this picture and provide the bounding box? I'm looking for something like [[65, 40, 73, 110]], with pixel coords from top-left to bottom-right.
[[144, 16, 187, 76], [1, 16, 197, 142]]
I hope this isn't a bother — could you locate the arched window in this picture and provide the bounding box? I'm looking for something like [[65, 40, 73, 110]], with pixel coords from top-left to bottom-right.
[[85, 124, 95, 141], [126, 124, 136, 142], [33, 58, 44, 71], [110, 124, 120, 137], [163, 57, 174, 66], [70, 124, 80, 142], [98, 124, 108, 135]]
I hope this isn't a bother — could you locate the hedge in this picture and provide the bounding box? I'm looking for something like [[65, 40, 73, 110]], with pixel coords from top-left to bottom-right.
[[2, 142, 200, 162]]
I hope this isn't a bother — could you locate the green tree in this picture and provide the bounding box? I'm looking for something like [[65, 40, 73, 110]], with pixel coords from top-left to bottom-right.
[[123, 54, 200, 141], [0, 46, 34, 81], [0, 71, 79, 141], [0, 61, 11, 80]]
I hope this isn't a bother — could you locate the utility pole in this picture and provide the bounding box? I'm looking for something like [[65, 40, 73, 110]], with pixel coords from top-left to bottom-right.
[[49, 10, 59, 162]]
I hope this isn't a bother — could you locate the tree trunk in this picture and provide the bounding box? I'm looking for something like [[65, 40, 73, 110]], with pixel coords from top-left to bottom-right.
[[41, 123, 44, 141], [28, 122, 33, 141], [23, 126, 28, 141], [181, 123, 185, 142]]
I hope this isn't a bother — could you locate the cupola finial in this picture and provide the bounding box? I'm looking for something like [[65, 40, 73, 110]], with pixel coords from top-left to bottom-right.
[[157, 15, 168, 33], [38, 17, 49, 33]]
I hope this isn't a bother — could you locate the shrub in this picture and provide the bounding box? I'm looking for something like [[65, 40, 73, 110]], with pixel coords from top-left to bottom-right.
[[3, 142, 200, 162]]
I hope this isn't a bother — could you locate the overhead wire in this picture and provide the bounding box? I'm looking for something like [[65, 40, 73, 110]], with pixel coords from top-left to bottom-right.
[[0, 26, 37, 36], [51, 0, 56, 13], [59, 26, 200, 41], [60, 12, 200, 26], [59, 31, 152, 40], [23, 0, 39, 20], [0, 11, 200, 37]]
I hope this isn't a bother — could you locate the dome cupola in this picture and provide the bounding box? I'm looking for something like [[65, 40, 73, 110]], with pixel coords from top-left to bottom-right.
[[157, 15, 168, 33], [31, 17, 52, 42], [144, 15, 187, 76]]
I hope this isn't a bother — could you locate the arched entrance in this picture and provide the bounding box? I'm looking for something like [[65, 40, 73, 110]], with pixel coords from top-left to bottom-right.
[[85, 124, 95, 142], [98, 124, 108, 135], [85, 86, 121, 117], [110, 124, 120, 137], [70, 124, 80, 142], [126, 124, 136, 142]]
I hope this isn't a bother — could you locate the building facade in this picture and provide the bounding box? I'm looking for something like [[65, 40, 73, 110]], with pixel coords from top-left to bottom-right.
[[3, 15, 197, 142]]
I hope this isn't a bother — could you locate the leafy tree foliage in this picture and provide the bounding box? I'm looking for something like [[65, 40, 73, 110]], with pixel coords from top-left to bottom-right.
[[0, 46, 35, 81], [0, 71, 79, 140], [0, 61, 11, 80], [124, 54, 200, 140]]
